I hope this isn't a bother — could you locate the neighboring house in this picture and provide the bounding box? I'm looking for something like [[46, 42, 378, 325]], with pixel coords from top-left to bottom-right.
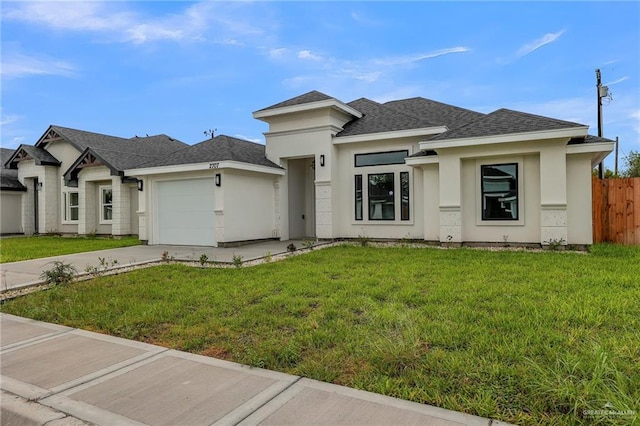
[[3, 125, 187, 236], [3, 90, 615, 246], [1, 148, 27, 235]]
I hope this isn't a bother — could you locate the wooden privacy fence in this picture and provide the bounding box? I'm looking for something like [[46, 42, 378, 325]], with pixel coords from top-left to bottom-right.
[[592, 177, 640, 244]]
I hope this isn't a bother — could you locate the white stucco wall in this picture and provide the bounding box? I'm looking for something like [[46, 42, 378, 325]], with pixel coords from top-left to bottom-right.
[[460, 154, 541, 243], [566, 153, 594, 244], [1, 192, 23, 234], [334, 138, 424, 239], [221, 169, 277, 243]]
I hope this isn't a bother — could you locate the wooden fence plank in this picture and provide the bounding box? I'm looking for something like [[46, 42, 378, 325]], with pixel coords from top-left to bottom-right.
[[592, 176, 640, 245]]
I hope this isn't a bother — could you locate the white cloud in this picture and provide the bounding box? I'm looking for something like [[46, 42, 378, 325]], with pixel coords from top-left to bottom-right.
[[604, 76, 629, 86], [1, 1, 269, 46], [0, 114, 20, 127], [298, 50, 323, 61], [373, 47, 470, 66], [234, 134, 263, 144], [269, 48, 288, 58], [516, 30, 565, 57], [1, 51, 76, 79]]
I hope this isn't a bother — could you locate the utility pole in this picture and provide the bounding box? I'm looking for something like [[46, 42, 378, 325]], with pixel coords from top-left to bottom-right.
[[596, 69, 603, 178], [615, 136, 619, 176]]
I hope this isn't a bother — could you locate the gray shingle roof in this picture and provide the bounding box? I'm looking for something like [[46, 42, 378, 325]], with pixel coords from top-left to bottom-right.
[[5, 145, 62, 169], [256, 90, 333, 112], [133, 135, 282, 169], [429, 108, 586, 141], [384, 98, 485, 130], [336, 98, 437, 137], [1, 148, 26, 191], [44, 125, 188, 177]]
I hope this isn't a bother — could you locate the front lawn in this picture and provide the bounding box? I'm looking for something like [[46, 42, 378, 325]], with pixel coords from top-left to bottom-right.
[[0, 236, 140, 263], [1, 244, 638, 425]]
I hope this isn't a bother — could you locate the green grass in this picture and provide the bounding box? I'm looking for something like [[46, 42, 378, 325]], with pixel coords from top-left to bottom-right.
[[2, 244, 639, 425], [0, 236, 140, 263]]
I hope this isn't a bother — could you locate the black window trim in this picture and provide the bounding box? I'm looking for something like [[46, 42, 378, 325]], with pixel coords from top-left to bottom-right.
[[367, 172, 395, 221], [355, 174, 363, 221], [354, 150, 409, 168], [480, 162, 519, 221]]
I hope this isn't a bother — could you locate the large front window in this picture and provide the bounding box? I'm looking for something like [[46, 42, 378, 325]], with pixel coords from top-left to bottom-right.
[[368, 173, 395, 220], [481, 163, 518, 220], [100, 186, 113, 223]]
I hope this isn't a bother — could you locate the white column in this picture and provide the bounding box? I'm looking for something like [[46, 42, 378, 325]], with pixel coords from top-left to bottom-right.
[[111, 177, 131, 235], [438, 155, 462, 243], [540, 145, 568, 245]]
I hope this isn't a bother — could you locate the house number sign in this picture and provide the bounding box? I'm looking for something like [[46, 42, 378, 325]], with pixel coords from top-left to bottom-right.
[[209, 162, 220, 169]]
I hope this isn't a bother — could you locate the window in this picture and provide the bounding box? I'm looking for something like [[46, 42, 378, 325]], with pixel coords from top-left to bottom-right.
[[355, 175, 363, 220], [368, 173, 395, 220], [400, 172, 409, 221], [63, 191, 79, 222], [355, 150, 408, 167], [100, 186, 113, 223], [481, 163, 518, 220]]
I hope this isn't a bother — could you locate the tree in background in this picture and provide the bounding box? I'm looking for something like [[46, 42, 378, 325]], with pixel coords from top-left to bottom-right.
[[621, 150, 640, 177]]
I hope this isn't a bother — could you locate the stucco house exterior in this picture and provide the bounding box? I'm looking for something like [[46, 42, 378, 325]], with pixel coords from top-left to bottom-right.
[[2, 90, 614, 246], [1, 148, 27, 235], [3, 125, 186, 237]]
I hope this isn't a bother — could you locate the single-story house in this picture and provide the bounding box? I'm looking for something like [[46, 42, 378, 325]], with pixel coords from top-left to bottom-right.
[[3, 125, 187, 236], [3, 90, 615, 246]]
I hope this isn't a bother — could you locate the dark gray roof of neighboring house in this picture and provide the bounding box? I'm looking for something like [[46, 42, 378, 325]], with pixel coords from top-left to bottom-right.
[[134, 135, 282, 169], [48, 125, 187, 169], [43, 125, 188, 180], [384, 98, 485, 130], [428, 108, 586, 141], [256, 90, 334, 112], [0, 148, 26, 191], [336, 98, 438, 137]]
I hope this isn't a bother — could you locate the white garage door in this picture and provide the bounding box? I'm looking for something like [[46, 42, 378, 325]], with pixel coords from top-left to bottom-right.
[[157, 178, 216, 246]]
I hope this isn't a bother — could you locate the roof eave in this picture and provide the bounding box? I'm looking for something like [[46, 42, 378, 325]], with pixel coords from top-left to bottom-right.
[[253, 99, 362, 121], [420, 126, 589, 150], [334, 126, 448, 145], [126, 161, 285, 177], [567, 140, 616, 166]]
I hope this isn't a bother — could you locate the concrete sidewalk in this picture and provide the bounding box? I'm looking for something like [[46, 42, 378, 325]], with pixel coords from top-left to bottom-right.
[[1, 240, 308, 292], [1, 314, 510, 426]]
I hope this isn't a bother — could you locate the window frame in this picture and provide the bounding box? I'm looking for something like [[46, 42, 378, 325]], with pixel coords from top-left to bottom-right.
[[355, 175, 363, 221], [62, 190, 79, 223], [477, 160, 524, 225], [368, 172, 396, 221], [354, 150, 409, 167], [99, 185, 113, 224]]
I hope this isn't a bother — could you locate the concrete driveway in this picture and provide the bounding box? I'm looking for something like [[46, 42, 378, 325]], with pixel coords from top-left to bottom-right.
[[1, 240, 307, 292]]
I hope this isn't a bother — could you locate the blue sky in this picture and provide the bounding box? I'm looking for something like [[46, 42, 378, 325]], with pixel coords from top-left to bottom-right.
[[2, 1, 639, 170]]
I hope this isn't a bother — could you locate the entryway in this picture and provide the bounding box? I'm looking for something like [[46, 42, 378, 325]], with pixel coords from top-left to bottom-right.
[[288, 157, 316, 239]]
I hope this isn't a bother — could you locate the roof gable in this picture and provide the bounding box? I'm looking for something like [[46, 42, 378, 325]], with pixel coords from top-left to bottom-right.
[[429, 108, 587, 141], [0, 148, 26, 191], [5, 144, 61, 169]]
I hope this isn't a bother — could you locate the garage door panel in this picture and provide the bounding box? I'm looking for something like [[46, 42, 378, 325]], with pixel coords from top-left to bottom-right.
[[156, 178, 216, 246]]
